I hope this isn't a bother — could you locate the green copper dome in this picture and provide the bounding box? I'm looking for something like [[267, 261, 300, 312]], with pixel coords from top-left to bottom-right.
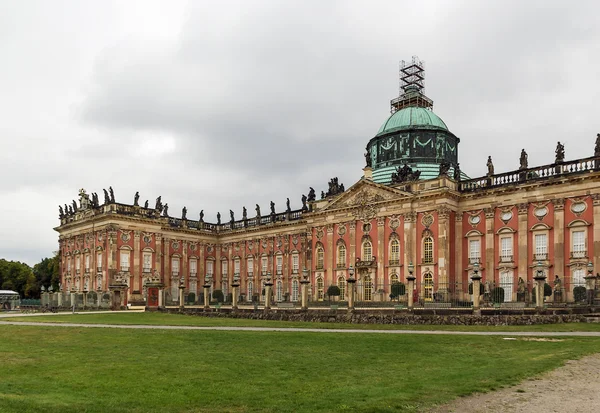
[[376, 107, 448, 136]]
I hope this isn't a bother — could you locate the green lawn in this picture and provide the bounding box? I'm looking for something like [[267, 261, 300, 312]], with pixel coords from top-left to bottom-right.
[[0, 323, 599, 412], [4, 311, 600, 332]]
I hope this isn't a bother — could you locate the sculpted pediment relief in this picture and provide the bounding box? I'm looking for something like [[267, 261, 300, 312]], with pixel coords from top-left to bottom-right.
[[319, 179, 411, 217]]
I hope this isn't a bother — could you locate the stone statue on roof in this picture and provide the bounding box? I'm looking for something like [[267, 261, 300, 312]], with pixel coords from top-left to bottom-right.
[[307, 187, 316, 202], [487, 156, 494, 176], [519, 149, 528, 170], [133, 192, 140, 206], [555, 141, 565, 164], [182, 206, 187, 220], [216, 212, 221, 225]]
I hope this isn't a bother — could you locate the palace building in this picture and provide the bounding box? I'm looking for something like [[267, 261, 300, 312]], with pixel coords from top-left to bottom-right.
[[55, 57, 600, 309]]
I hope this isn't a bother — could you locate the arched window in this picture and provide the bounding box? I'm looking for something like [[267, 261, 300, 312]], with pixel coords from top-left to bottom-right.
[[363, 275, 373, 301], [316, 246, 324, 270], [338, 276, 346, 299], [423, 237, 433, 263], [247, 281, 253, 300], [389, 239, 400, 264], [317, 277, 324, 300], [423, 273, 433, 301], [572, 268, 585, 288], [337, 244, 346, 268], [292, 279, 299, 302], [276, 280, 283, 302], [362, 241, 373, 261]]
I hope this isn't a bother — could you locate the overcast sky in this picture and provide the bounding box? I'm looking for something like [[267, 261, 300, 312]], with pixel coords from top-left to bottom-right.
[[1, 0, 599, 266]]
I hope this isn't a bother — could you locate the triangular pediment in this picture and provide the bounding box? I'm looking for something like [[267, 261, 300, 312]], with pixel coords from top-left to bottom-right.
[[318, 178, 412, 212]]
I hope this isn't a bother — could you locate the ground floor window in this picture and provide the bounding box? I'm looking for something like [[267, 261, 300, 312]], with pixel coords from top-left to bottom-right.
[[364, 276, 372, 301], [317, 277, 324, 300], [424, 273, 433, 301], [292, 280, 299, 302]]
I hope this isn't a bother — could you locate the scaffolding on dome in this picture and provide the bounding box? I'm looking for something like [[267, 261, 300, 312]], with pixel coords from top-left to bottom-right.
[[390, 56, 434, 113]]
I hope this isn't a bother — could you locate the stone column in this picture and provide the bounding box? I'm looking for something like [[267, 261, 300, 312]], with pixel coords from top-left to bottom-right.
[[471, 272, 482, 314], [264, 280, 273, 310], [406, 273, 416, 310], [377, 217, 385, 295], [534, 272, 547, 311], [455, 214, 463, 289], [327, 225, 334, 287], [179, 282, 185, 308], [552, 199, 565, 301], [300, 278, 310, 310], [349, 222, 356, 265], [203, 284, 210, 309], [158, 287, 164, 308], [347, 278, 356, 310], [437, 208, 450, 291], [133, 231, 141, 292], [585, 264, 596, 306], [484, 208, 495, 284], [231, 279, 240, 309], [403, 212, 417, 277], [517, 203, 529, 283], [593, 195, 600, 273]]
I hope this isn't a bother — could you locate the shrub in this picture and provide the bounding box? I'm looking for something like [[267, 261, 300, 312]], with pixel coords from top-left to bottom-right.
[[544, 283, 552, 297], [212, 289, 224, 303], [491, 287, 505, 303], [573, 286, 587, 302], [468, 282, 485, 295], [187, 292, 195, 303], [390, 282, 406, 300], [327, 285, 340, 303]]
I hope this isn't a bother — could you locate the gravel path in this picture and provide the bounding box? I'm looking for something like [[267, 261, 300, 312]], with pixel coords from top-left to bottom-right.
[[2, 320, 600, 336], [427, 353, 600, 413]]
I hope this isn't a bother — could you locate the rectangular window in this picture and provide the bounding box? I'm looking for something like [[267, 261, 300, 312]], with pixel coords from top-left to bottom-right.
[[171, 257, 180, 275], [234, 259, 240, 275], [534, 233, 548, 260], [84, 255, 90, 272], [389, 241, 399, 264], [469, 239, 480, 263], [67, 257, 71, 274], [96, 252, 102, 272], [120, 251, 130, 271], [261, 257, 268, 274], [572, 231, 585, 257], [206, 260, 214, 276], [276, 255, 282, 274], [500, 237, 512, 261], [247, 257, 253, 275], [292, 254, 299, 273], [337, 245, 346, 267], [189, 259, 197, 275], [292, 280, 299, 302], [423, 239, 433, 264], [221, 261, 228, 278], [76, 256, 81, 273], [142, 252, 152, 272]]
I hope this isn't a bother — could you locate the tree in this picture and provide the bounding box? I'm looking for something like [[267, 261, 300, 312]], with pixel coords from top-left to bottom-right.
[[491, 287, 505, 303], [573, 286, 587, 302], [212, 289, 224, 303], [32, 254, 60, 295], [390, 282, 406, 301], [0, 259, 36, 298], [327, 285, 340, 303]]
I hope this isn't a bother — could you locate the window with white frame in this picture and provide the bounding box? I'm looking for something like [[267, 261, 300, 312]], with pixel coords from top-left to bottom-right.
[[85, 254, 90, 272], [500, 237, 512, 261], [171, 257, 180, 276], [222, 279, 228, 297], [276, 280, 283, 302], [316, 277, 324, 300], [247, 257, 254, 275], [261, 256, 268, 274], [143, 252, 152, 272], [247, 281, 254, 299], [534, 233, 548, 260], [423, 237, 433, 264], [234, 259, 240, 275], [96, 252, 102, 272], [337, 244, 346, 268], [572, 268, 585, 288], [189, 259, 197, 275], [75, 255, 81, 274], [316, 246, 324, 269], [292, 253, 299, 273], [469, 239, 480, 263], [389, 239, 400, 264], [120, 251, 130, 271], [572, 230, 586, 258], [338, 276, 346, 299], [276, 255, 282, 274], [292, 279, 299, 302], [206, 260, 214, 277], [362, 241, 372, 262], [221, 260, 228, 277], [66, 257, 71, 274]]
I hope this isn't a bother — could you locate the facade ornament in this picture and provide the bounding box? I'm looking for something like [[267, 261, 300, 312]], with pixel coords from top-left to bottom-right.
[[162, 204, 169, 217], [377, 217, 386, 227], [134, 231, 141, 239], [301, 194, 307, 211], [270, 201, 275, 215], [286, 198, 291, 212], [365, 147, 372, 167], [453, 163, 461, 181], [133, 192, 139, 206], [216, 212, 221, 225], [78, 188, 91, 210], [307, 187, 316, 202], [58, 205, 64, 219], [325, 177, 344, 197], [68, 205, 74, 215], [144, 200, 149, 208], [72, 200, 78, 213], [321, 190, 325, 199], [103, 189, 110, 205], [486, 156, 494, 176], [551, 198, 565, 210], [421, 213, 434, 228], [230, 210, 235, 223], [484, 207, 495, 219], [109, 186, 115, 203], [455, 213, 463, 222], [182, 207, 187, 220], [404, 211, 417, 223], [519, 149, 528, 170], [326, 225, 334, 234], [555, 141, 565, 164], [242, 207, 247, 220], [155, 196, 162, 212], [437, 206, 450, 220], [591, 193, 600, 206], [255, 204, 261, 220], [390, 164, 421, 184], [349, 221, 356, 230], [517, 203, 528, 215]]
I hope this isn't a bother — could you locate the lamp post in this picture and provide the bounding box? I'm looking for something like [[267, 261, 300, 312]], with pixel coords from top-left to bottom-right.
[[584, 261, 596, 306], [406, 262, 416, 310], [533, 260, 547, 310], [346, 265, 356, 310], [232, 273, 240, 310], [471, 261, 482, 312], [300, 268, 310, 310], [203, 274, 212, 309], [179, 276, 185, 309]]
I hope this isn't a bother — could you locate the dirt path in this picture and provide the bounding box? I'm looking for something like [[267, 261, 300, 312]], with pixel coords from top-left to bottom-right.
[[428, 352, 600, 413]]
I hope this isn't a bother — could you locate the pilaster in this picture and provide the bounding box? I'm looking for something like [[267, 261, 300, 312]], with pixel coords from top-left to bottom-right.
[[552, 198, 565, 285], [593, 194, 600, 272], [437, 207, 450, 285], [133, 231, 141, 291], [327, 225, 334, 286], [517, 203, 529, 280], [377, 217, 386, 287], [484, 207, 495, 283], [455, 213, 463, 284]]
